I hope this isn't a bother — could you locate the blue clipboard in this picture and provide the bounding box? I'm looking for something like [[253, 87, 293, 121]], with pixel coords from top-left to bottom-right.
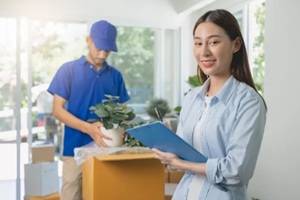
[[126, 121, 207, 163]]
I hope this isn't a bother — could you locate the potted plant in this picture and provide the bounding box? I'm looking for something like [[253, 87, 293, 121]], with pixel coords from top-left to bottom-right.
[[174, 75, 202, 115], [89, 94, 136, 147], [124, 121, 148, 147], [146, 98, 171, 120]]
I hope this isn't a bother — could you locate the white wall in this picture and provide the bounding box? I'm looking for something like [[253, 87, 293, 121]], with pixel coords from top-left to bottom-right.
[[178, 14, 197, 97], [0, 0, 180, 28], [248, 0, 300, 199]]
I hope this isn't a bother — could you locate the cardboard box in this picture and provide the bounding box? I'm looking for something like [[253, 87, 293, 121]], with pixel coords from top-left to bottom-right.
[[82, 153, 165, 200], [165, 183, 178, 199], [165, 195, 172, 200], [169, 170, 184, 183], [24, 193, 60, 200], [164, 169, 169, 182], [31, 145, 55, 163], [164, 169, 184, 200], [24, 162, 59, 196], [164, 168, 184, 183]]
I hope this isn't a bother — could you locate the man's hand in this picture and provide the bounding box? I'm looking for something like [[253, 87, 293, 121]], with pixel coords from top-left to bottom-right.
[[85, 121, 111, 147]]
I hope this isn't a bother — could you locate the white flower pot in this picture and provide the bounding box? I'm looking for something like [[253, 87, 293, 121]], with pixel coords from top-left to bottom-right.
[[100, 127, 124, 147]]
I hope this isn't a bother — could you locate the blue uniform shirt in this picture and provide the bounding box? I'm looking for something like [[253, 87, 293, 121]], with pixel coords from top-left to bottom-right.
[[173, 76, 266, 200], [48, 56, 130, 156]]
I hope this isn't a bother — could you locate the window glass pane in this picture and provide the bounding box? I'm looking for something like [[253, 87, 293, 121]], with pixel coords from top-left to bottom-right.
[[110, 27, 155, 114], [0, 17, 18, 200], [249, 0, 265, 95], [29, 20, 87, 151], [31, 20, 87, 85], [234, 10, 244, 32], [233, 0, 265, 95], [0, 18, 17, 132]]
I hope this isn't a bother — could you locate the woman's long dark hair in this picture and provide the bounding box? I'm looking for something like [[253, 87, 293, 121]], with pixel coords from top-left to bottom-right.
[[193, 9, 266, 108]]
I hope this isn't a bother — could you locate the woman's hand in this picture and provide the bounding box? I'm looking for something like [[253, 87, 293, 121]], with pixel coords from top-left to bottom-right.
[[152, 148, 207, 175], [152, 148, 180, 168]]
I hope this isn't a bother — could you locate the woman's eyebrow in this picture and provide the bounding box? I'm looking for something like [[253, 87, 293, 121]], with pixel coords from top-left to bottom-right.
[[194, 35, 222, 40]]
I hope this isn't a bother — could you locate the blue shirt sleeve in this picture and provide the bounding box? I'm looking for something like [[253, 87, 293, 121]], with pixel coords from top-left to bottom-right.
[[47, 64, 71, 100], [205, 88, 266, 190]]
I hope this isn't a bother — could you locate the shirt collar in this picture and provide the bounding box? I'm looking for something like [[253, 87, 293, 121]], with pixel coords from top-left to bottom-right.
[[197, 75, 239, 105], [79, 55, 110, 71], [217, 76, 239, 105], [79, 55, 87, 65]]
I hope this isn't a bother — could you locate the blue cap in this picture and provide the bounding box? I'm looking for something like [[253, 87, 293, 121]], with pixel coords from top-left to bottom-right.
[[90, 20, 118, 52]]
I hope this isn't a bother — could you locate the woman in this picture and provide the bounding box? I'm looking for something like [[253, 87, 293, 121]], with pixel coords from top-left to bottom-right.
[[152, 9, 267, 199]]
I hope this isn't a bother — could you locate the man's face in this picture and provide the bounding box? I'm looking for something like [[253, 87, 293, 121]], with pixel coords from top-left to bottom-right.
[[86, 37, 110, 67]]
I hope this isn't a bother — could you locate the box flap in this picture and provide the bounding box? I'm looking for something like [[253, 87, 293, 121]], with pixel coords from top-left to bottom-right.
[[95, 152, 156, 161], [24, 192, 60, 200], [31, 145, 55, 163]]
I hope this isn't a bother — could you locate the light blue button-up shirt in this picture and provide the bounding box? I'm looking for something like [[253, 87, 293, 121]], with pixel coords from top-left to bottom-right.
[[173, 76, 266, 200]]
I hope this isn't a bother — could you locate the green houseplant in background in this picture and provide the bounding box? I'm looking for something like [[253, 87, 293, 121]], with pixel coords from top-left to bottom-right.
[[186, 75, 202, 88], [174, 75, 202, 115], [146, 98, 171, 120], [124, 121, 147, 147]]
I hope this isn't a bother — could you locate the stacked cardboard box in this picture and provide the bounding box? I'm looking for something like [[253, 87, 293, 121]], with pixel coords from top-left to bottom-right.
[[82, 152, 165, 200], [24, 145, 60, 200], [164, 168, 184, 200]]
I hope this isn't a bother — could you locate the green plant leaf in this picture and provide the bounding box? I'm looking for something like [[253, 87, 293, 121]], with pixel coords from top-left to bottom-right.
[[88, 94, 136, 130], [126, 112, 136, 121], [174, 106, 182, 115], [89, 106, 97, 111], [187, 75, 201, 87], [104, 94, 113, 99], [114, 113, 129, 121], [95, 109, 110, 118], [113, 107, 124, 112], [111, 118, 121, 124], [121, 124, 131, 130], [146, 98, 171, 119], [104, 121, 114, 130], [123, 107, 133, 114], [101, 99, 110, 104]]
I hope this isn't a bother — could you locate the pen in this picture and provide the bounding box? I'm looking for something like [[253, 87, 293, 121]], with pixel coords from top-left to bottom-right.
[[154, 107, 163, 122]]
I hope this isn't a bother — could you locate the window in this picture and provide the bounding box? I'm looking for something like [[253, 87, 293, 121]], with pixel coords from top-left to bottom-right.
[[110, 27, 180, 116], [233, 0, 265, 95], [0, 18, 88, 199], [0, 17, 17, 133], [110, 27, 155, 114], [29, 19, 87, 148], [249, 0, 265, 95]]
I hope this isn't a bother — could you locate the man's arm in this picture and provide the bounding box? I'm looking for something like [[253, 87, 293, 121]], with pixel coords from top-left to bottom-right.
[[52, 94, 110, 147]]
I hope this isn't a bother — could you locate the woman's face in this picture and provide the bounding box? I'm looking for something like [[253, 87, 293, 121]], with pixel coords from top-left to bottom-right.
[[193, 22, 240, 79]]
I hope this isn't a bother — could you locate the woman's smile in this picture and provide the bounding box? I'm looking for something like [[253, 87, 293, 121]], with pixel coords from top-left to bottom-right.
[[201, 59, 216, 68]]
